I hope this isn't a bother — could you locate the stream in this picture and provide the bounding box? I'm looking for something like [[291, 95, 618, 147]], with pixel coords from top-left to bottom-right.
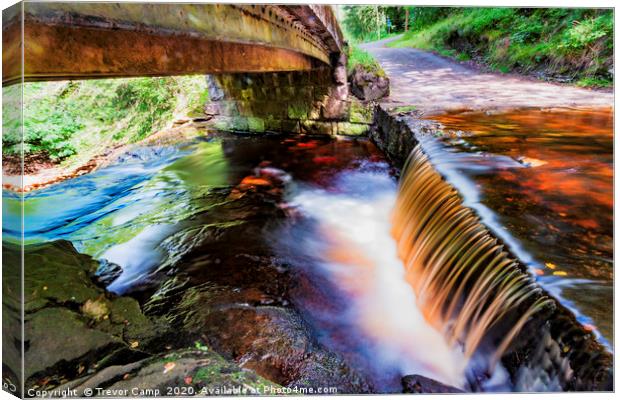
[[427, 108, 613, 348], [3, 107, 613, 392]]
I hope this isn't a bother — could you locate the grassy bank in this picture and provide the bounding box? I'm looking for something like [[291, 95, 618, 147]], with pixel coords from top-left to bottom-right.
[[389, 8, 613, 87], [2, 76, 209, 169], [347, 45, 385, 76]]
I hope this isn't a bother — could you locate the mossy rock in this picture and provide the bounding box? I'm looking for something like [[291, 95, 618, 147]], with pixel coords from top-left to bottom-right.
[[25, 307, 123, 381], [10, 241, 174, 388], [61, 349, 279, 396], [3, 241, 102, 313]]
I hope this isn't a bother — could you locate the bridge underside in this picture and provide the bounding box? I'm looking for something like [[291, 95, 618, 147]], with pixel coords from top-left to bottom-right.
[[2, 3, 344, 84]]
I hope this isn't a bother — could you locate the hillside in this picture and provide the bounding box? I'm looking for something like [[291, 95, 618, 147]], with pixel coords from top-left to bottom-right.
[[387, 8, 613, 87]]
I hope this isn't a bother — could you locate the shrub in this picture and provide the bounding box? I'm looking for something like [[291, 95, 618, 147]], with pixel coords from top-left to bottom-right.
[[389, 7, 613, 87], [2, 76, 210, 164]]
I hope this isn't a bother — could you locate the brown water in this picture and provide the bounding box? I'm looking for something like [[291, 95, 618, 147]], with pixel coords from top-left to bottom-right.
[[12, 133, 473, 391], [393, 146, 552, 372], [422, 108, 613, 346]]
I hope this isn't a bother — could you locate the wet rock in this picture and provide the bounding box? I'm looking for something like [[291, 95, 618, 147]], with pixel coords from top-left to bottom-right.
[[402, 375, 464, 393], [1, 241, 173, 389], [154, 283, 372, 393], [25, 307, 124, 381], [56, 348, 277, 397], [133, 182, 374, 393], [349, 64, 389, 101], [370, 105, 440, 169], [94, 259, 123, 287]]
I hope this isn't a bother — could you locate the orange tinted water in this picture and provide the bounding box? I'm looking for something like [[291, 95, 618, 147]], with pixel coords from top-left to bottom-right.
[[428, 108, 613, 345]]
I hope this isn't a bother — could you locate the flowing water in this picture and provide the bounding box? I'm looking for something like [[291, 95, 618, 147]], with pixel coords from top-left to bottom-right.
[[3, 108, 611, 392], [393, 146, 553, 371], [3, 133, 469, 391], [422, 108, 613, 348]]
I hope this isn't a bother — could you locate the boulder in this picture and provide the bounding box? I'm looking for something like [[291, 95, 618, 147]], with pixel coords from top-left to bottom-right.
[[402, 375, 464, 393], [94, 259, 123, 287], [349, 64, 390, 101], [2, 241, 173, 390], [55, 348, 277, 397]]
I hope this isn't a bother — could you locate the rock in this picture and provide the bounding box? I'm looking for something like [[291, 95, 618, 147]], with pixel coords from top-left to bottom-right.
[[334, 65, 347, 85], [1, 241, 173, 389], [155, 283, 372, 393], [25, 307, 124, 382], [402, 375, 464, 393], [94, 259, 123, 287], [56, 348, 277, 396], [205, 75, 225, 101], [81, 298, 110, 321], [140, 188, 374, 393], [349, 64, 390, 101]]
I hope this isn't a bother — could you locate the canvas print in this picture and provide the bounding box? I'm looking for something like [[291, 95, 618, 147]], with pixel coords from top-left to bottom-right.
[[1, 2, 613, 397]]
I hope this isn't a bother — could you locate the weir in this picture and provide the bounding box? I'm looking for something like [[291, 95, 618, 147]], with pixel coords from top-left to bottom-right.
[[393, 146, 553, 367], [1, 3, 613, 395], [375, 106, 613, 391]]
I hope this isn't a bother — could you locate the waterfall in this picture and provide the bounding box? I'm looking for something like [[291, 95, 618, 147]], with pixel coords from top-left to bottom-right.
[[392, 145, 554, 370]]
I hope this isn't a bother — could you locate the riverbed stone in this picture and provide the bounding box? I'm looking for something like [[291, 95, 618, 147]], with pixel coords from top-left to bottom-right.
[[94, 259, 123, 287], [56, 348, 277, 397], [402, 375, 464, 393], [162, 288, 372, 393], [4, 241, 174, 390], [25, 307, 124, 382], [135, 184, 374, 393]]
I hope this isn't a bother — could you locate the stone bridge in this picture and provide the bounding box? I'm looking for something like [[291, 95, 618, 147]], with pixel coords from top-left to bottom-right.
[[3, 3, 370, 134]]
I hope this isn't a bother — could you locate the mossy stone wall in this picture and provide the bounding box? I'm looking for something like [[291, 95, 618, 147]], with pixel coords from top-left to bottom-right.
[[205, 63, 372, 136]]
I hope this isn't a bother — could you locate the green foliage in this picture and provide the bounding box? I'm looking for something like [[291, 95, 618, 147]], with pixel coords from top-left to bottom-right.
[[347, 45, 385, 76], [112, 77, 176, 141], [389, 7, 613, 86], [22, 104, 82, 160], [194, 341, 209, 351], [342, 5, 386, 43], [341, 5, 411, 43], [2, 76, 209, 163], [576, 76, 612, 88], [560, 13, 613, 50]]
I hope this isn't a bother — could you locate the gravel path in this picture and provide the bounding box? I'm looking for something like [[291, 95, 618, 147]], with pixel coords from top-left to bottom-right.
[[361, 36, 613, 115]]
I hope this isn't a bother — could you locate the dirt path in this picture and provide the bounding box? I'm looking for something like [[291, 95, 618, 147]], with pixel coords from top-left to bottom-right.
[[361, 36, 613, 115]]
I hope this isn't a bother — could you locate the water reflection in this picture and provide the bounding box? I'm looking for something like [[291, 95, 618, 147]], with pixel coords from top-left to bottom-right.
[[3, 132, 469, 391], [424, 108, 613, 346]]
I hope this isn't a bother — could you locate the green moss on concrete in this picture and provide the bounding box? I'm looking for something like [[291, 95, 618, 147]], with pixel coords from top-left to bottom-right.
[[349, 101, 375, 124]]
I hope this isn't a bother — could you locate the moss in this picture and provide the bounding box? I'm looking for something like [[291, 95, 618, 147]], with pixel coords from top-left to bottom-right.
[[246, 117, 265, 133], [287, 102, 308, 120], [336, 122, 369, 136], [349, 101, 374, 124], [391, 105, 417, 114]]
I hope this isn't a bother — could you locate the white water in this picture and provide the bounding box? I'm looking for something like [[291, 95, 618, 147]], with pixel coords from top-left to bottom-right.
[[288, 170, 468, 388]]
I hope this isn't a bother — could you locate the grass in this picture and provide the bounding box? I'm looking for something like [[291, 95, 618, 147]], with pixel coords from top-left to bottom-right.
[[576, 76, 613, 88], [388, 8, 613, 87], [347, 45, 386, 77], [2, 75, 209, 167]]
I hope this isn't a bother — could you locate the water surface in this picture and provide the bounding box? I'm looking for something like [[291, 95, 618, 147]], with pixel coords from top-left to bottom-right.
[[425, 108, 613, 346], [3, 133, 467, 391]]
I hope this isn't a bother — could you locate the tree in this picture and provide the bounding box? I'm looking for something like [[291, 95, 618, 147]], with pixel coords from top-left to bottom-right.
[[405, 7, 410, 32], [342, 5, 387, 42]]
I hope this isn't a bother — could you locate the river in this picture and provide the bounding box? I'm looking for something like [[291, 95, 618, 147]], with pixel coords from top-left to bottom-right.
[[2, 108, 613, 392]]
